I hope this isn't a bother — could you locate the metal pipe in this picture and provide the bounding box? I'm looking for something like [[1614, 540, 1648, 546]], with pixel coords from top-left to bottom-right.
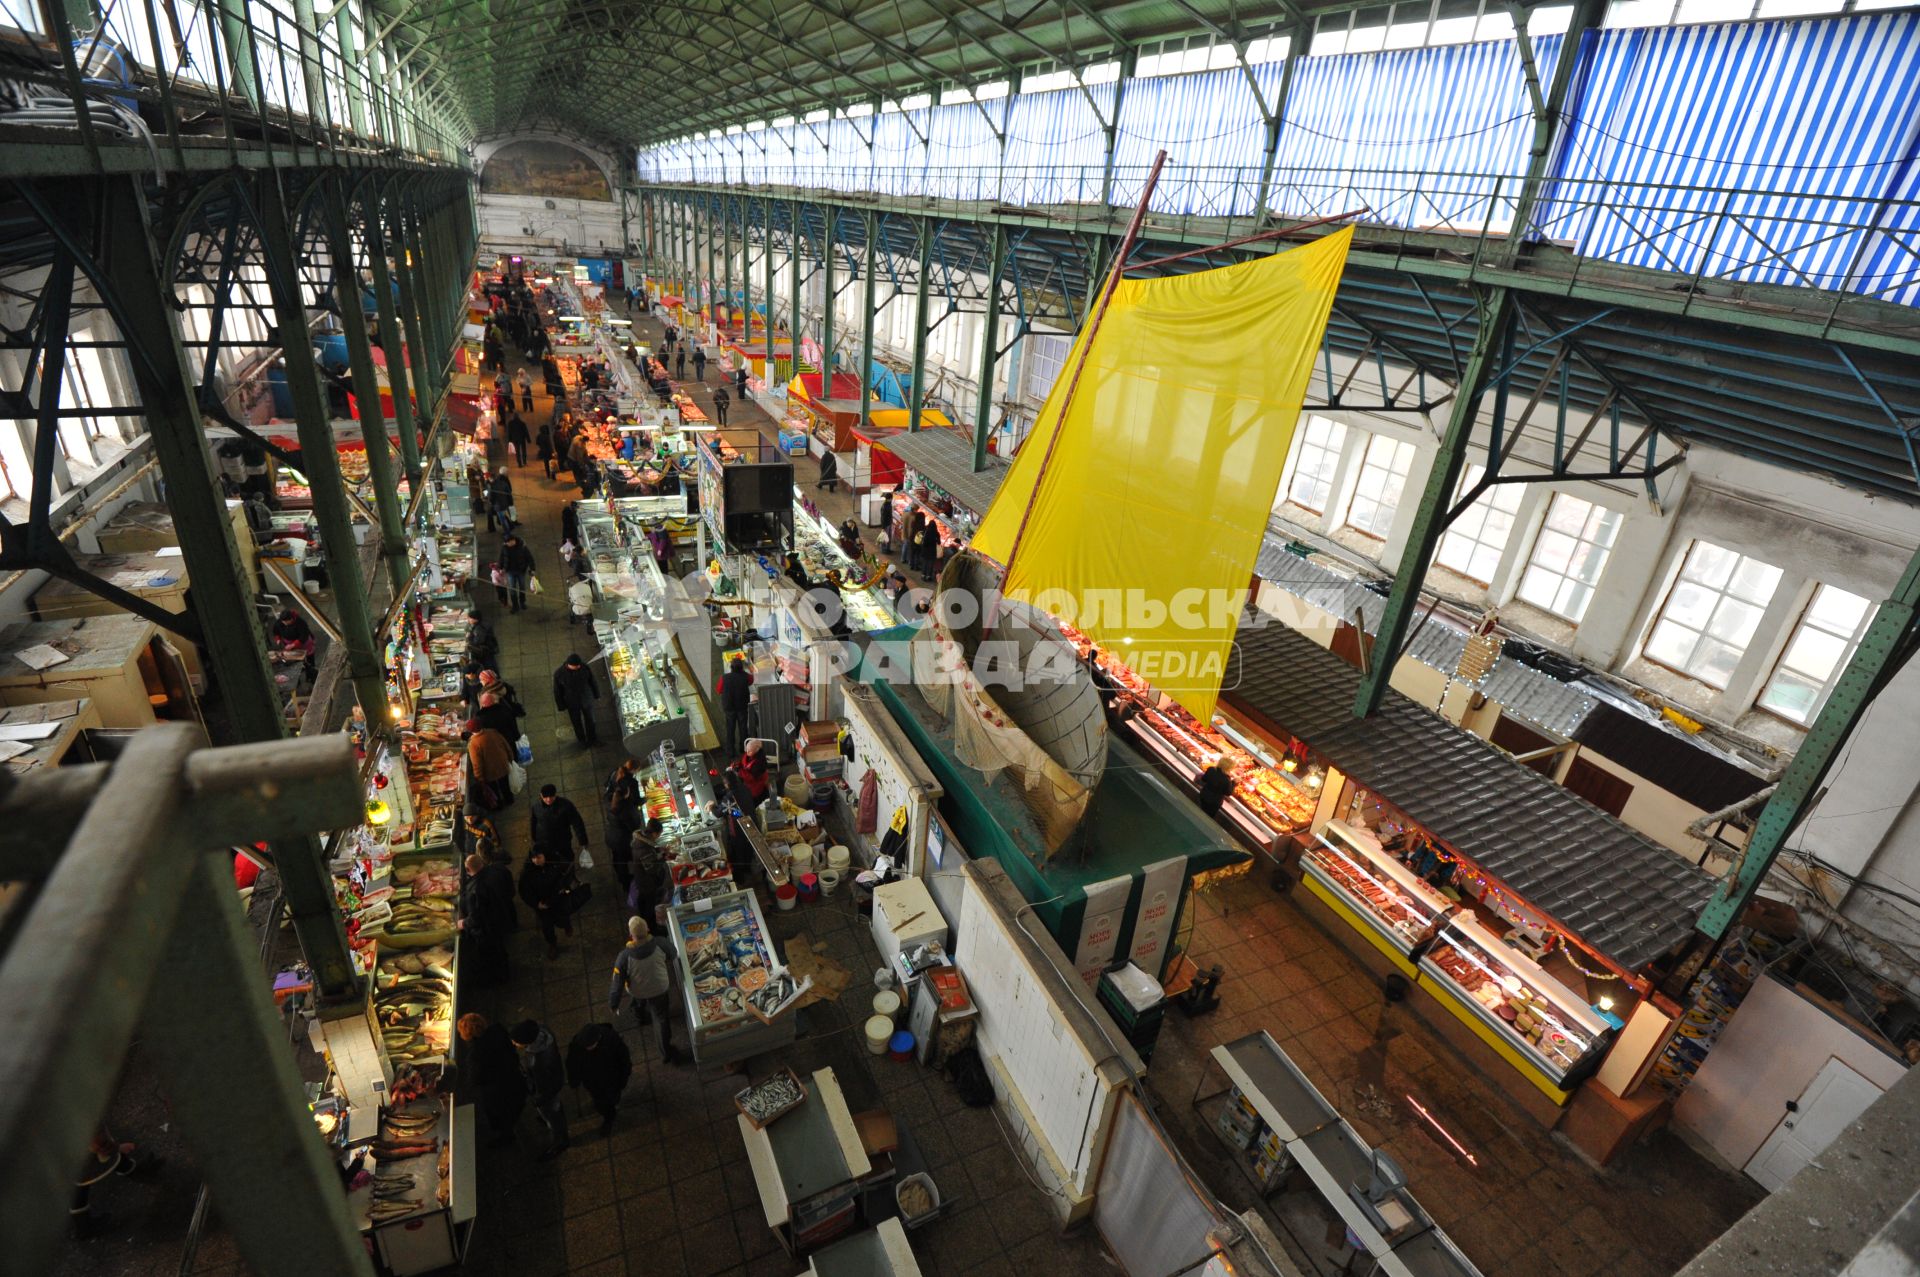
[[1685, 783, 1780, 840]]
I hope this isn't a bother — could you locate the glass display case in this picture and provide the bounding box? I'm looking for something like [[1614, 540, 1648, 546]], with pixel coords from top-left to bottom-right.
[[1300, 821, 1611, 1085], [787, 506, 897, 633], [598, 617, 705, 756], [666, 888, 797, 1066]]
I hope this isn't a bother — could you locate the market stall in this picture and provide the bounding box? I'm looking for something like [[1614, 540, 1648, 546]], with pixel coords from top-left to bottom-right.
[[0, 615, 196, 728], [666, 886, 800, 1065], [30, 550, 205, 692], [785, 372, 870, 455], [94, 498, 259, 592], [872, 426, 1004, 557], [1220, 621, 1714, 1121], [738, 1066, 875, 1254], [0, 696, 100, 775]]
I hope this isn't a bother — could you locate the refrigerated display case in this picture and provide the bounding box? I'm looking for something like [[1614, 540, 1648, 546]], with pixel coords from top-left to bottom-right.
[[598, 617, 707, 756], [666, 888, 797, 1065], [1299, 821, 1611, 1088]]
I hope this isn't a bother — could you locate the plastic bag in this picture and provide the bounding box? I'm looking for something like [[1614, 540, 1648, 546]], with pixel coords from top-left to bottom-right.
[[527, 573, 544, 596], [577, 848, 596, 871], [514, 734, 533, 765], [507, 760, 527, 794]]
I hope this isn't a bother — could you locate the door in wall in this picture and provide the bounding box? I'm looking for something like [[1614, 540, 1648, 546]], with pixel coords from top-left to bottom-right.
[[1743, 1056, 1882, 1191]]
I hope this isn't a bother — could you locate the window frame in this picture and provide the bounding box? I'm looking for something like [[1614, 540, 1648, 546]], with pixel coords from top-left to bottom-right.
[[1641, 539, 1784, 691], [1435, 463, 1525, 586], [1514, 492, 1623, 624], [1340, 431, 1416, 540], [1755, 583, 1877, 726], [1277, 414, 1348, 516]]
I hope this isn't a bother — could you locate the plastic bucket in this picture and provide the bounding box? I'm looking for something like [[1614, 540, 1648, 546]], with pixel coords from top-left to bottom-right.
[[827, 845, 851, 871], [811, 783, 835, 813], [887, 1030, 916, 1061], [797, 873, 820, 902], [865, 1015, 894, 1055], [872, 990, 901, 1022], [783, 774, 811, 805], [818, 868, 843, 896], [789, 845, 815, 872], [774, 882, 798, 912]]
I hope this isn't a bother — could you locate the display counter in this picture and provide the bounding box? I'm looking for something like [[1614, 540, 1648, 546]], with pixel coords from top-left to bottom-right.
[[666, 887, 796, 1066], [787, 504, 897, 632], [1202, 1032, 1482, 1277], [341, 1096, 474, 1275], [1298, 821, 1611, 1102], [0, 696, 99, 775], [0, 615, 194, 728], [807, 1218, 922, 1277], [739, 1066, 875, 1254], [598, 618, 712, 756]]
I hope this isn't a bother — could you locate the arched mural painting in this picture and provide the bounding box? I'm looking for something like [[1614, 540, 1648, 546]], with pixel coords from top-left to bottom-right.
[[480, 141, 611, 202]]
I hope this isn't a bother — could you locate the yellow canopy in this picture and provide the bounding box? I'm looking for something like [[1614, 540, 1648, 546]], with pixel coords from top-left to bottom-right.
[[866, 408, 955, 431], [973, 229, 1353, 720]]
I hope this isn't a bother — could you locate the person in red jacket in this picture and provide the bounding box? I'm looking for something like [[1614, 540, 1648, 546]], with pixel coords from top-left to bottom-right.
[[730, 738, 770, 812]]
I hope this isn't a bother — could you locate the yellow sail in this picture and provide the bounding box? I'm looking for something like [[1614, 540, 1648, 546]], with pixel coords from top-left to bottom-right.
[[973, 228, 1354, 721]]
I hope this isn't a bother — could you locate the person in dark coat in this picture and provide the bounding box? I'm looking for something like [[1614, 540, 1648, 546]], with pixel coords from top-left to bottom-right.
[[529, 784, 588, 863], [457, 1013, 524, 1146], [565, 1023, 633, 1134], [518, 849, 576, 959], [553, 653, 602, 745], [561, 502, 581, 548], [466, 610, 499, 668], [469, 688, 522, 742], [500, 534, 535, 613], [505, 413, 531, 468], [691, 347, 707, 382], [816, 449, 840, 494], [711, 385, 730, 425], [486, 470, 514, 533], [1196, 757, 1236, 816], [508, 1019, 569, 1158], [536, 421, 557, 478], [718, 656, 753, 758], [605, 777, 642, 898], [625, 817, 667, 925], [458, 852, 516, 988], [735, 366, 749, 401]]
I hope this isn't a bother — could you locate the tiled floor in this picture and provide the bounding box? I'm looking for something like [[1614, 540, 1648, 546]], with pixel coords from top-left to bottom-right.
[[1143, 874, 1763, 1277]]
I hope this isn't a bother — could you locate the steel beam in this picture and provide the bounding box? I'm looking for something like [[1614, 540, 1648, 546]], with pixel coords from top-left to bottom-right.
[[908, 216, 933, 431], [789, 199, 804, 374], [389, 191, 441, 436], [974, 222, 1007, 470], [323, 178, 410, 594], [0, 726, 368, 1277], [365, 187, 423, 485], [821, 208, 835, 380], [722, 195, 736, 331], [1353, 290, 1517, 716], [254, 172, 391, 724], [763, 195, 776, 371], [861, 210, 878, 435]]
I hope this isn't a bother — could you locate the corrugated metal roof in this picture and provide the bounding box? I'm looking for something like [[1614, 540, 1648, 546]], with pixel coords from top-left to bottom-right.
[[1226, 619, 1715, 970], [1474, 659, 1597, 738], [875, 429, 1010, 518]]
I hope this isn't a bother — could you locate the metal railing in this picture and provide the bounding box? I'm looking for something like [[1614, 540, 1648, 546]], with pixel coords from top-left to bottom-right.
[[641, 162, 1920, 306]]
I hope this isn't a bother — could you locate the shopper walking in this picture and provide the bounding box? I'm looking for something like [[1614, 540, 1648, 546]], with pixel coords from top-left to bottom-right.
[[552, 653, 603, 745], [518, 849, 576, 959], [459, 852, 516, 988], [609, 917, 689, 1064], [718, 656, 754, 758], [529, 784, 589, 864], [692, 346, 707, 382], [536, 421, 557, 478], [505, 413, 531, 468], [816, 449, 840, 494], [735, 366, 750, 402], [457, 1013, 524, 1147], [566, 1023, 633, 1135], [508, 1020, 569, 1158], [674, 347, 687, 380], [605, 776, 643, 899], [711, 385, 730, 425], [467, 725, 514, 810], [500, 533, 535, 613], [515, 367, 534, 412], [486, 470, 514, 533]]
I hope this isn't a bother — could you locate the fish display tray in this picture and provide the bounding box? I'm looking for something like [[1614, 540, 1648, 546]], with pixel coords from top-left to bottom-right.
[[733, 1066, 808, 1129]]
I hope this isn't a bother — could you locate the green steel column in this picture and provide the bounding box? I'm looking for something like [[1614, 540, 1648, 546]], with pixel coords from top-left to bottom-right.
[[254, 173, 390, 722], [704, 195, 719, 326], [365, 193, 423, 486], [1252, 23, 1311, 219], [820, 209, 835, 379], [1505, 0, 1607, 265], [907, 216, 933, 431], [1353, 291, 1516, 717], [973, 223, 1007, 470], [390, 194, 441, 435], [289, 0, 328, 135], [788, 201, 804, 374], [323, 178, 409, 595], [98, 176, 357, 1001], [859, 210, 877, 434], [214, 0, 261, 108], [1694, 548, 1920, 939], [334, 3, 368, 137], [763, 196, 776, 371], [722, 196, 736, 333]]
